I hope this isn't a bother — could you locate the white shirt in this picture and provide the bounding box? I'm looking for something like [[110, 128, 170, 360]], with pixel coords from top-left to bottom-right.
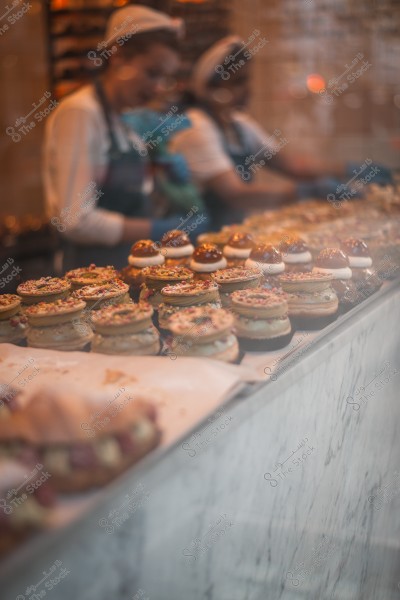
[[43, 85, 149, 246], [169, 108, 279, 185]]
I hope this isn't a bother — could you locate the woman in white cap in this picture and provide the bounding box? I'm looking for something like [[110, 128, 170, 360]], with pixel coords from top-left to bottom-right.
[[170, 36, 390, 230], [44, 5, 189, 269]]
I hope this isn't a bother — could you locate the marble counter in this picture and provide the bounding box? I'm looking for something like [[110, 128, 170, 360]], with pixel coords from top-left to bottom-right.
[[1, 281, 399, 600]]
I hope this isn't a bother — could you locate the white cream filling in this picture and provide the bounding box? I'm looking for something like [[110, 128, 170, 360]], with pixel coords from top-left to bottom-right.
[[245, 259, 285, 274], [189, 257, 227, 272], [283, 251, 312, 264], [223, 245, 252, 259], [128, 254, 165, 267], [348, 256, 372, 268], [162, 244, 194, 258], [313, 266, 352, 280]]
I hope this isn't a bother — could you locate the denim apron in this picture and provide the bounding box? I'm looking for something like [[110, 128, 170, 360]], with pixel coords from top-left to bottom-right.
[[62, 80, 150, 270], [202, 113, 254, 231]]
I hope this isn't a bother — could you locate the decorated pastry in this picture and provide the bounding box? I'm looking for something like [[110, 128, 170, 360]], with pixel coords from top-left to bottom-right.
[[279, 236, 312, 272], [158, 280, 221, 330], [17, 277, 71, 305], [0, 458, 56, 557], [279, 272, 339, 329], [121, 239, 165, 297], [223, 232, 255, 267], [196, 230, 231, 248], [25, 298, 93, 351], [313, 248, 357, 311], [73, 280, 130, 310], [0, 388, 161, 492], [211, 267, 262, 308], [65, 264, 118, 289], [0, 294, 27, 344], [158, 230, 194, 266], [165, 306, 239, 363], [90, 303, 160, 356], [189, 244, 227, 279], [340, 238, 381, 301], [230, 288, 292, 350], [139, 265, 194, 309], [245, 244, 285, 289]]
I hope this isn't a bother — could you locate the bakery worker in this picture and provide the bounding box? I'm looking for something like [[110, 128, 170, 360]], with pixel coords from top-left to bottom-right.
[[170, 36, 393, 230], [44, 5, 190, 269]]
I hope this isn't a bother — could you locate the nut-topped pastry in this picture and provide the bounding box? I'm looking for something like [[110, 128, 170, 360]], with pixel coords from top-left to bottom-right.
[[158, 280, 221, 330], [139, 265, 194, 309], [0, 294, 27, 344], [73, 280, 130, 310], [17, 277, 71, 305], [0, 388, 161, 492], [25, 297, 93, 351], [279, 236, 312, 272], [279, 272, 339, 329], [313, 248, 357, 311], [65, 264, 118, 289], [165, 306, 239, 363], [189, 243, 227, 279], [223, 232, 255, 267], [197, 230, 231, 248], [159, 230, 194, 266], [230, 288, 292, 351], [340, 238, 381, 300], [245, 244, 285, 289], [211, 267, 262, 308], [91, 303, 160, 356], [121, 239, 165, 298]]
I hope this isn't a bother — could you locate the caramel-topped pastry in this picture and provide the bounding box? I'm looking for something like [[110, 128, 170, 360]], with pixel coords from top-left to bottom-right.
[[340, 238, 381, 300], [341, 238, 372, 268], [313, 248, 352, 279], [223, 232, 255, 259], [65, 265, 117, 289], [280, 236, 312, 266], [160, 230, 194, 259], [245, 244, 285, 274], [190, 243, 227, 274], [128, 239, 165, 268], [17, 277, 71, 305]]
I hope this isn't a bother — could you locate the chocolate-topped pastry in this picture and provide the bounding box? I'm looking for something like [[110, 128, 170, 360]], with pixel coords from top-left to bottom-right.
[[223, 232, 255, 267], [121, 240, 165, 299], [313, 248, 357, 311], [245, 244, 285, 289], [139, 265, 194, 310], [190, 243, 227, 279], [160, 230, 194, 266], [280, 237, 312, 273], [340, 238, 381, 300]]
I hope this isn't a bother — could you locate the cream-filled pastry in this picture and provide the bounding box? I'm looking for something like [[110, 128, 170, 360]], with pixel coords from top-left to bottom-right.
[[158, 280, 221, 330], [211, 267, 262, 308], [245, 244, 285, 289], [313, 248, 357, 311], [17, 277, 71, 305], [65, 264, 118, 289], [139, 265, 193, 309], [160, 230, 194, 266], [189, 244, 227, 278], [0, 294, 27, 344], [340, 238, 381, 300], [280, 236, 312, 272], [223, 232, 255, 267]]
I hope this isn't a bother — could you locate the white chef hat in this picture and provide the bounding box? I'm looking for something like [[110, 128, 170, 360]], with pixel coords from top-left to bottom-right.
[[191, 35, 243, 99], [105, 5, 184, 45]]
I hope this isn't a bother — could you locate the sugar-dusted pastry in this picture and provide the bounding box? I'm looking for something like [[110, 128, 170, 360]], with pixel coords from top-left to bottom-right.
[[17, 277, 71, 305], [25, 298, 93, 351], [166, 306, 239, 363], [340, 238, 381, 300], [230, 288, 292, 350], [139, 265, 193, 309], [0, 458, 57, 557], [189, 243, 227, 279], [279, 236, 312, 272], [245, 244, 285, 289], [159, 230, 194, 266], [65, 264, 118, 289], [211, 267, 262, 308], [0, 388, 161, 492], [73, 280, 130, 310], [279, 272, 339, 329], [0, 294, 27, 344], [223, 232, 255, 267], [121, 239, 165, 297], [91, 302, 160, 356], [158, 280, 221, 330], [313, 248, 357, 312]]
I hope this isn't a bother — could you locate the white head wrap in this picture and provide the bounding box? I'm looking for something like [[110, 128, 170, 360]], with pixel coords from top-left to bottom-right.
[[191, 35, 242, 99], [105, 5, 184, 46]]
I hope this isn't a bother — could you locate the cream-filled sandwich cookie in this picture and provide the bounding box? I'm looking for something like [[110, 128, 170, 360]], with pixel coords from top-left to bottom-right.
[[139, 265, 193, 309], [17, 277, 71, 305], [65, 264, 118, 289], [24, 297, 87, 327], [73, 280, 130, 310], [0, 294, 27, 344], [189, 244, 227, 278], [211, 267, 262, 308], [158, 280, 221, 330]]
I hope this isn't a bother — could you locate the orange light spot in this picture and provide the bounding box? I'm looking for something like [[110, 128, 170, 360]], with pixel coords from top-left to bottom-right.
[[306, 73, 326, 93]]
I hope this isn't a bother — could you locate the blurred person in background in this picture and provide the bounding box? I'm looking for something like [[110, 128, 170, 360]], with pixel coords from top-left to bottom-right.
[[44, 5, 208, 270], [171, 36, 393, 230]]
